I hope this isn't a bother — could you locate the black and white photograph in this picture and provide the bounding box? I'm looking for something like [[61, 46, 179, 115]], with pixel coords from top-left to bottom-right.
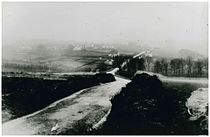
[[2, 1, 208, 135]]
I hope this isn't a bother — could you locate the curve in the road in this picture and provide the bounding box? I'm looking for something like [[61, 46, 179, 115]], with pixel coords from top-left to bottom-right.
[[2, 77, 130, 135]]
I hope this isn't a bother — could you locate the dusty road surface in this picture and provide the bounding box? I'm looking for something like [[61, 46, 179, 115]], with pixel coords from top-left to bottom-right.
[[2, 77, 130, 135]]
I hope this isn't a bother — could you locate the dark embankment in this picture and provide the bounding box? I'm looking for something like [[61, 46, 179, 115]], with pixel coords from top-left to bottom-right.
[[2, 72, 115, 123], [91, 73, 208, 135]]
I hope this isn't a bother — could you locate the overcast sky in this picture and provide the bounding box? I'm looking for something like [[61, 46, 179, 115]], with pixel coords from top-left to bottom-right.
[[3, 2, 208, 55]]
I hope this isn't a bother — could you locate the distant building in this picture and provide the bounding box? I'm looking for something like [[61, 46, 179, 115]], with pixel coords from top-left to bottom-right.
[[73, 46, 82, 51], [108, 49, 120, 57]]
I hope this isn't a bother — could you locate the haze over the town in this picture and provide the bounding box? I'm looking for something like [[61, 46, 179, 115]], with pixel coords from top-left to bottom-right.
[[2, 3, 209, 135], [3, 2, 208, 55]]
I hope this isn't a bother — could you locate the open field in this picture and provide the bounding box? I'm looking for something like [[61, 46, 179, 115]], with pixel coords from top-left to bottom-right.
[[3, 50, 109, 73], [2, 51, 208, 135]]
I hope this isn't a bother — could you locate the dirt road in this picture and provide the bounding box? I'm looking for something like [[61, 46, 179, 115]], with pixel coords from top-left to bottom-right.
[[2, 77, 130, 135]]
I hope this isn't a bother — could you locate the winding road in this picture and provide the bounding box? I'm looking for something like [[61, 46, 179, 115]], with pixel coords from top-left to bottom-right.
[[2, 77, 130, 135]]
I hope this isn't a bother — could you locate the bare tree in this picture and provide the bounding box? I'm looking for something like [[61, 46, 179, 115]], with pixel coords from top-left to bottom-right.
[[194, 60, 203, 77], [154, 60, 161, 73], [160, 58, 168, 75], [170, 59, 176, 76], [180, 58, 185, 76], [186, 57, 193, 77], [144, 56, 153, 72]]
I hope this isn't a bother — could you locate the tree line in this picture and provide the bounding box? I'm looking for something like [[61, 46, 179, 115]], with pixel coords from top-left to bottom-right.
[[152, 57, 208, 77], [112, 55, 208, 78]]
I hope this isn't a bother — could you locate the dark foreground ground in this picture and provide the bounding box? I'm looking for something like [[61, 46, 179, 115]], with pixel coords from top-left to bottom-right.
[[90, 73, 208, 135], [2, 72, 208, 135], [2, 72, 115, 123], [2, 76, 129, 135]]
